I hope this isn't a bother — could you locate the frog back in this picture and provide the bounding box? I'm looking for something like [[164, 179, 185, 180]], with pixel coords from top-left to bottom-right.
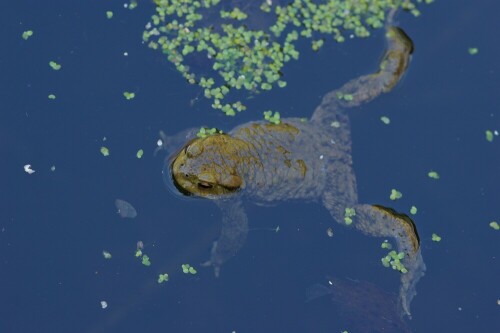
[[229, 117, 353, 203]]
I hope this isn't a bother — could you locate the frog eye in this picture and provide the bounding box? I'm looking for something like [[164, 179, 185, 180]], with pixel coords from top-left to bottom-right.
[[197, 181, 213, 189]]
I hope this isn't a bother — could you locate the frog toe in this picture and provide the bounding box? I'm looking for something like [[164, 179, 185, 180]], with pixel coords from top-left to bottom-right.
[[201, 241, 222, 277]]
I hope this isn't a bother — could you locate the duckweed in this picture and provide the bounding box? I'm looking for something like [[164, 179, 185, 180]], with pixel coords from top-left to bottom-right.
[[431, 233, 441, 242], [123, 91, 135, 100], [344, 207, 356, 225], [381, 240, 392, 249], [49, 61, 61, 71], [389, 189, 402, 200], [468, 47, 478, 55], [380, 116, 390, 124], [381, 250, 407, 273], [263, 110, 281, 124], [158, 273, 169, 283], [486, 130, 494, 142], [100, 146, 110, 156], [144, 0, 432, 116], [142, 255, 151, 266], [181, 264, 197, 274], [22, 30, 33, 40], [428, 171, 439, 179], [197, 127, 223, 138]]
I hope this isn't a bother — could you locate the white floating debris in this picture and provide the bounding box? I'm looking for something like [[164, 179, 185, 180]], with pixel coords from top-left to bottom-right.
[[24, 164, 35, 174], [156, 139, 163, 147], [123, 52, 128, 56], [319, 155, 324, 160], [115, 199, 137, 218], [50, 165, 56, 172], [100, 301, 108, 309]]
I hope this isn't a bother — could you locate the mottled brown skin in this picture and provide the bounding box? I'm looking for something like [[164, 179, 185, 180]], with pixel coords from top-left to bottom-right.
[[168, 27, 424, 317]]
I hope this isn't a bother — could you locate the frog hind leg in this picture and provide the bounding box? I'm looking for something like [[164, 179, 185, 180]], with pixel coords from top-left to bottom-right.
[[322, 195, 426, 317], [201, 198, 249, 277], [311, 26, 413, 126]]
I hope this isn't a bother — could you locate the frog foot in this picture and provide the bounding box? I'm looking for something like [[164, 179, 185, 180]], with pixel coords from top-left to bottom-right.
[[201, 241, 222, 277]]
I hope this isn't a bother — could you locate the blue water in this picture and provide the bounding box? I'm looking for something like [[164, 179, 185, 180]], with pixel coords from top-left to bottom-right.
[[1, 1, 499, 332]]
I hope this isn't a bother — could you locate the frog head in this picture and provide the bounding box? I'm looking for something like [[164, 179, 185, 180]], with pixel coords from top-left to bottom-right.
[[170, 134, 245, 198]]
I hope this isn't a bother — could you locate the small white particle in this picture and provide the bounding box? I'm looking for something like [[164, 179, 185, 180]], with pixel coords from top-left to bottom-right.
[[157, 139, 163, 147], [319, 155, 324, 160], [50, 165, 56, 172], [123, 4, 128, 8], [330, 139, 336, 144], [101, 301, 108, 309], [24, 164, 35, 174], [123, 52, 128, 56], [494, 130, 499, 136], [458, 307, 462, 311]]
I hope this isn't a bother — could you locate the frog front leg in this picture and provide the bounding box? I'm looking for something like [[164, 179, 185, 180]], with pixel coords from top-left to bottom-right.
[[202, 198, 249, 276]]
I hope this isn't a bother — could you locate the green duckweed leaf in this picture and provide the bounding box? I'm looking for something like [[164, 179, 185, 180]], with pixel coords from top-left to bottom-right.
[[22, 30, 33, 40], [389, 189, 402, 200], [49, 61, 61, 70], [428, 171, 440, 179], [431, 233, 441, 242], [100, 147, 110, 157]]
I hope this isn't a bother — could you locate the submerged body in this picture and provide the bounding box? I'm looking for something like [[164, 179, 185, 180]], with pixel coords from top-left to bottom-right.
[[168, 27, 424, 317], [307, 276, 412, 333]]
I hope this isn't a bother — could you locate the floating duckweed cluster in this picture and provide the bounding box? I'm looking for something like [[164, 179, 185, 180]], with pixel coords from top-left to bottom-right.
[[123, 91, 136, 100], [381, 250, 408, 273], [158, 273, 169, 283], [197, 127, 223, 138], [263, 110, 281, 124], [344, 207, 356, 225], [22, 30, 33, 40], [431, 233, 441, 242], [144, 0, 432, 116], [428, 170, 439, 179], [381, 239, 392, 249], [389, 188, 402, 200], [182, 264, 197, 274], [49, 61, 61, 71]]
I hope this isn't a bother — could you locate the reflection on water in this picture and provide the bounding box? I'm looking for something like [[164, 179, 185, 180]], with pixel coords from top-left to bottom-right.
[[307, 276, 412, 333]]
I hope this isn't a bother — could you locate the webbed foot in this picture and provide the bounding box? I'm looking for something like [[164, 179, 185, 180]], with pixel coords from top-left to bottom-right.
[[201, 241, 222, 277], [353, 204, 426, 317]]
